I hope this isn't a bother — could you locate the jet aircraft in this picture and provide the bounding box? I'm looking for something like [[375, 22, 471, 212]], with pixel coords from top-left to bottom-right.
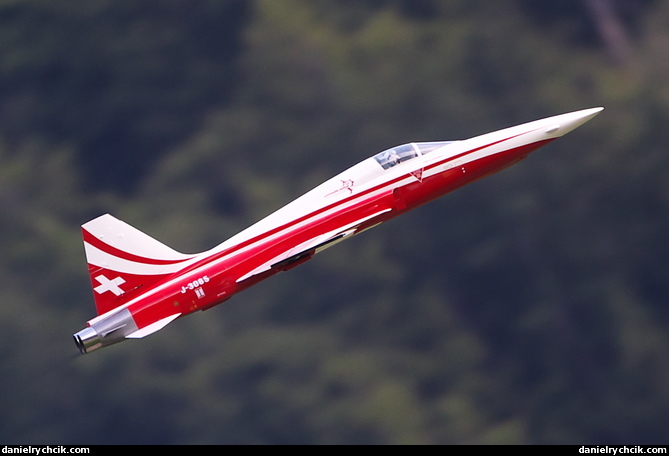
[[74, 107, 603, 354]]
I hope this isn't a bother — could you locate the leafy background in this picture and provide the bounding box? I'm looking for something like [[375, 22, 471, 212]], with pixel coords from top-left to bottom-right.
[[1, 0, 668, 444]]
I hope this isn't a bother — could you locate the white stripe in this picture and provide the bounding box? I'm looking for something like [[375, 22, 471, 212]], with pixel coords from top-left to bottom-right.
[[84, 242, 197, 276], [83, 214, 195, 261]]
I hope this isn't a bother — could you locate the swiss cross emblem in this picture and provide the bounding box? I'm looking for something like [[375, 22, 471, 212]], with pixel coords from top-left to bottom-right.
[[93, 275, 126, 296]]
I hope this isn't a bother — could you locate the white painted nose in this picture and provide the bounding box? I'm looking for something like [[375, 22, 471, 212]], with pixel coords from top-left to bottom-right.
[[544, 107, 604, 137]]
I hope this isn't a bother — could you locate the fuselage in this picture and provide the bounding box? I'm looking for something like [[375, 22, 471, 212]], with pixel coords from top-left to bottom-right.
[[74, 107, 603, 354]]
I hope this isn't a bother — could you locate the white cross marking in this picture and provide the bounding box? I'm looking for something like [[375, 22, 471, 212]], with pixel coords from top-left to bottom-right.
[[94, 275, 126, 296]]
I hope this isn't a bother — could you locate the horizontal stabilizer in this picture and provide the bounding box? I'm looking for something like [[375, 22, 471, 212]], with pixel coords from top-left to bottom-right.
[[125, 313, 181, 339]]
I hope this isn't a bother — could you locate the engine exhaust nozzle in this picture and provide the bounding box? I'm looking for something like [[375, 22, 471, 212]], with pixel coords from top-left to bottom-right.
[[73, 327, 101, 354]]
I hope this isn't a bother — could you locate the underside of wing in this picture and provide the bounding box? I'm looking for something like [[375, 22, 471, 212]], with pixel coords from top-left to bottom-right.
[[236, 208, 391, 283]]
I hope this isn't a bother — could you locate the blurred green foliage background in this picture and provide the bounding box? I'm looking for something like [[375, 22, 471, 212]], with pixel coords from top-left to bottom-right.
[[1, 0, 668, 444]]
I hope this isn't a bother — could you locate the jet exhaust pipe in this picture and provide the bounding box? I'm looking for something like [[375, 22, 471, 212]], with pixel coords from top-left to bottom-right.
[[73, 308, 139, 354], [73, 327, 100, 354]]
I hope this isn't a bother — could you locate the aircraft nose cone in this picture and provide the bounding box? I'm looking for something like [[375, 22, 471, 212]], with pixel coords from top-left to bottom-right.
[[545, 107, 604, 137]]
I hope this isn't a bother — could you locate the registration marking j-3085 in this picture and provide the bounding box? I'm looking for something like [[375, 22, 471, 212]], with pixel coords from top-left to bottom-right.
[[181, 275, 210, 294]]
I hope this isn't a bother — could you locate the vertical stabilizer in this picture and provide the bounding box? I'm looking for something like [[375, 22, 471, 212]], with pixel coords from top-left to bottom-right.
[[82, 214, 198, 315]]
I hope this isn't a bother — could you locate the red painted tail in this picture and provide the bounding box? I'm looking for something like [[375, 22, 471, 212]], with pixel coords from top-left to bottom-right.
[[82, 214, 198, 315]]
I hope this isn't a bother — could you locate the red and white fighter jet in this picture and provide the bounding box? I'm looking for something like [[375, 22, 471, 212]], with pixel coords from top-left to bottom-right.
[[74, 107, 602, 354]]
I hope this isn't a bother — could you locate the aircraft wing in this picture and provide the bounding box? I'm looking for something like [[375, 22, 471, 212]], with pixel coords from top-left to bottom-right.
[[236, 208, 391, 283]]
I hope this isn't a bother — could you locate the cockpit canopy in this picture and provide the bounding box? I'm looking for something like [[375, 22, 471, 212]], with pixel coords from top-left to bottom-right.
[[373, 141, 456, 170]]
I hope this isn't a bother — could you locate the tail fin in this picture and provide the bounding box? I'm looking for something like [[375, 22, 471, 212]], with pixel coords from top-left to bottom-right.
[[82, 214, 198, 315]]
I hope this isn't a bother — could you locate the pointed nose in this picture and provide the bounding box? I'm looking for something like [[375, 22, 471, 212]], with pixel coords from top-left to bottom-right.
[[544, 107, 604, 137]]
